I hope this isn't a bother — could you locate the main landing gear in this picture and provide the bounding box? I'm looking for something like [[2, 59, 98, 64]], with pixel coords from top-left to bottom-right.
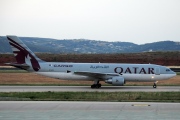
[[91, 80, 101, 88], [153, 81, 158, 88]]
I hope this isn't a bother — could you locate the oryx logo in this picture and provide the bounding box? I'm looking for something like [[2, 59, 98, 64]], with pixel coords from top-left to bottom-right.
[[7, 37, 41, 71]]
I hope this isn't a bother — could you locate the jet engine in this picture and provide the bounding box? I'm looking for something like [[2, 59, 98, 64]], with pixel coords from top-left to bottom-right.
[[105, 76, 125, 86]]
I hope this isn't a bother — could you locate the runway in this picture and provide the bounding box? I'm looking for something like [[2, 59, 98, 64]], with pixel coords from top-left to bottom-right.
[[0, 101, 179, 120], [0, 86, 179, 92]]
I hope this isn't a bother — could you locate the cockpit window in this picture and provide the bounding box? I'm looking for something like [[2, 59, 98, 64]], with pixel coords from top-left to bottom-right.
[[166, 69, 170, 72]]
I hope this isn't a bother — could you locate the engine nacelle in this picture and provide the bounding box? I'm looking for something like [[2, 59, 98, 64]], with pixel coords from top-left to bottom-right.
[[105, 76, 125, 86]]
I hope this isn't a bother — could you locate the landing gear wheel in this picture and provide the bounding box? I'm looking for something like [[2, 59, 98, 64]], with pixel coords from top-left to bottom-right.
[[98, 84, 101, 88], [91, 80, 101, 89], [153, 83, 157, 88], [91, 84, 101, 89], [91, 84, 95, 88], [153, 81, 158, 88]]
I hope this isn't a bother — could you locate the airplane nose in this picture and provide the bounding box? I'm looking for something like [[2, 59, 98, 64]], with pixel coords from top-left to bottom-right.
[[173, 72, 176, 76], [169, 68, 176, 77], [171, 71, 176, 77]]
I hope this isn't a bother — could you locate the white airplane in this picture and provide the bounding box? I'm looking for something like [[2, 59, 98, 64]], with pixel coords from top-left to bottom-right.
[[6, 35, 176, 88]]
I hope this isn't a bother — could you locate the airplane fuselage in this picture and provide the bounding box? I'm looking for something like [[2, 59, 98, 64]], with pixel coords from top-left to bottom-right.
[[33, 62, 175, 82], [6, 35, 176, 88]]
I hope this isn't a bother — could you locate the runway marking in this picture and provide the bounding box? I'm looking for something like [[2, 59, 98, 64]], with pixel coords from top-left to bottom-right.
[[0, 102, 179, 120], [132, 104, 150, 106]]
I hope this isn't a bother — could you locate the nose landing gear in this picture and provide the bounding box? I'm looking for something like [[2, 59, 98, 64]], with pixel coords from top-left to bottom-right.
[[153, 81, 158, 88]]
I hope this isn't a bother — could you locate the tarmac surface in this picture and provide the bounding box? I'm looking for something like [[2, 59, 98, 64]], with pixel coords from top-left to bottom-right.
[[0, 101, 179, 120], [0, 86, 179, 92]]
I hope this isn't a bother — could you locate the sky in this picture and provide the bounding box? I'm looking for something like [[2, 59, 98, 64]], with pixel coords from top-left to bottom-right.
[[0, 0, 180, 44]]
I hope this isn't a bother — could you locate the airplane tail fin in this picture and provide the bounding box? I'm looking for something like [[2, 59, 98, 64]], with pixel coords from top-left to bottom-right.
[[6, 35, 44, 71]]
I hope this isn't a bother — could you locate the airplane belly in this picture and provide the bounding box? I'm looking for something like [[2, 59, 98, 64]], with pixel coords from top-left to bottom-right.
[[35, 72, 92, 81], [123, 74, 152, 82], [123, 74, 175, 82], [151, 74, 176, 80]]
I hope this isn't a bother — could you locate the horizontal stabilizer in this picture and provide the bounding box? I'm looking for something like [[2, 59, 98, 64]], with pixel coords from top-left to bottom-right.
[[5, 63, 30, 70]]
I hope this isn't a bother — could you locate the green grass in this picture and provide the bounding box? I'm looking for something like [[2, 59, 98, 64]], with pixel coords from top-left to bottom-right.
[[0, 92, 179, 102]]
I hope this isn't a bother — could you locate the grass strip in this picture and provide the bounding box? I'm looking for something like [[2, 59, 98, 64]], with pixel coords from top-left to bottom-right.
[[0, 92, 179, 102]]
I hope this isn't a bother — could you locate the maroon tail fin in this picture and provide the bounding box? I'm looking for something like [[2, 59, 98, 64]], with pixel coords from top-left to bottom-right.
[[6, 35, 43, 71]]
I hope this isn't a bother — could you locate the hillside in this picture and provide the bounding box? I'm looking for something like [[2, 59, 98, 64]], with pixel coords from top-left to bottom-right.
[[0, 52, 180, 66], [0, 36, 179, 53]]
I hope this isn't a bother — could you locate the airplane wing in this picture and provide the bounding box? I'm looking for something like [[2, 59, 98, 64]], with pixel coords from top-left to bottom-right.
[[74, 71, 120, 79]]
